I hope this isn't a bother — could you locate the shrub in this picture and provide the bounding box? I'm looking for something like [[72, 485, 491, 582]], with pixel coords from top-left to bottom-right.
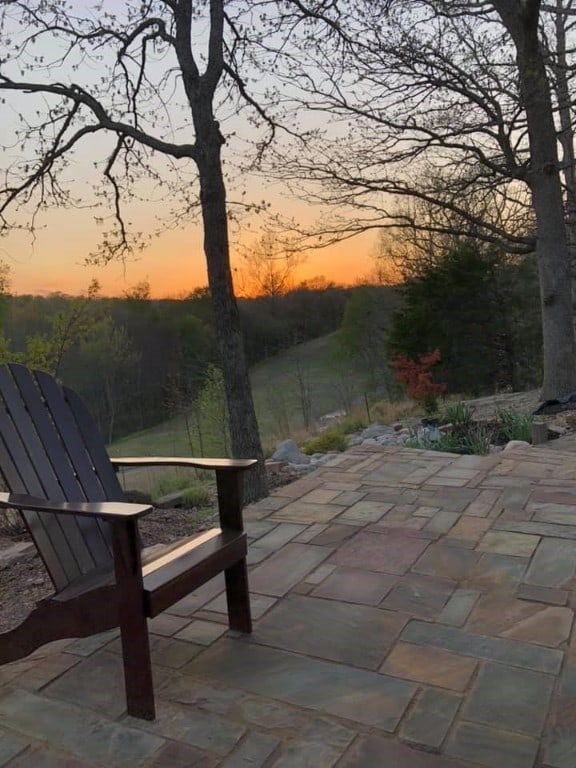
[[498, 410, 534, 443], [390, 349, 447, 415], [443, 401, 474, 426], [303, 430, 348, 454]]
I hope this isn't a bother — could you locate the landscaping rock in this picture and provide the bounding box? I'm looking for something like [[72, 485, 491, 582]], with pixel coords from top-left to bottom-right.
[[272, 439, 309, 464], [503, 440, 532, 451]]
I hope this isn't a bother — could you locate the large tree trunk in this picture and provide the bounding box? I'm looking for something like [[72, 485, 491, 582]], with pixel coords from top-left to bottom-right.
[[194, 123, 268, 501], [173, 0, 268, 502], [493, 0, 576, 398]]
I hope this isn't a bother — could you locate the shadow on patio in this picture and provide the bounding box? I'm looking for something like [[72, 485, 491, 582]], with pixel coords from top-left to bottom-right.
[[0, 443, 575, 767]]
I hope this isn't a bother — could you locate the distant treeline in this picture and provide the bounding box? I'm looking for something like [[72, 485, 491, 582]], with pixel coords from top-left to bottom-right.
[[1, 283, 353, 442]]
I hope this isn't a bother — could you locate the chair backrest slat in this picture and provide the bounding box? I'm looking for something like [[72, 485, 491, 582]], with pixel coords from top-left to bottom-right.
[[0, 366, 103, 577], [0, 364, 116, 591]]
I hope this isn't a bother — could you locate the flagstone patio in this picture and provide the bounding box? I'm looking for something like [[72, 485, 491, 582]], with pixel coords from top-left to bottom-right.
[[1, 444, 576, 766]]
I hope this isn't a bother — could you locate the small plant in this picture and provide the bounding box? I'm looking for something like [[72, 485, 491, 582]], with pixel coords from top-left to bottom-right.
[[180, 486, 213, 508], [498, 410, 534, 443], [462, 425, 492, 455], [302, 429, 348, 454], [390, 349, 447, 416], [406, 431, 462, 453], [443, 401, 474, 426]]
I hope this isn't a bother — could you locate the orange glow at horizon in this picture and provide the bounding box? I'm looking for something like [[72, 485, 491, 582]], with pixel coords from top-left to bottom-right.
[[4, 211, 378, 299]]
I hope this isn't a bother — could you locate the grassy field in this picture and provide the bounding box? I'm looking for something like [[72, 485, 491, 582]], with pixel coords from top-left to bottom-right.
[[109, 332, 374, 464]]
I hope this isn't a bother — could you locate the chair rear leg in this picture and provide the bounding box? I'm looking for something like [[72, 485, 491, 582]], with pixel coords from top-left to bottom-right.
[[224, 558, 252, 633]]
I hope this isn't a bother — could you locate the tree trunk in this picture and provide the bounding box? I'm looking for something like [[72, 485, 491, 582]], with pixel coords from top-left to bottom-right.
[[493, 0, 576, 398], [194, 124, 268, 501]]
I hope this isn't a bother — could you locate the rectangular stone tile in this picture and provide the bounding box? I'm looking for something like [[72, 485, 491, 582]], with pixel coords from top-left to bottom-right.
[[204, 593, 277, 619], [304, 563, 337, 585], [252, 594, 407, 669], [500, 487, 533, 510], [252, 523, 308, 551], [464, 661, 554, 735], [272, 479, 323, 498], [464, 489, 501, 517], [517, 584, 569, 607], [381, 643, 476, 691], [401, 621, 564, 674], [412, 544, 481, 581], [149, 613, 192, 638], [524, 539, 576, 587], [4, 747, 98, 767], [494, 520, 576, 541], [10, 653, 80, 692], [400, 687, 461, 750], [446, 722, 539, 768], [309, 524, 357, 547], [188, 639, 417, 730], [338, 734, 479, 768], [147, 741, 219, 767], [293, 523, 327, 543], [0, 689, 164, 764], [174, 620, 227, 646], [0, 728, 30, 765], [447, 516, 492, 541], [544, 697, 576, 768], [336, 500, 393, 524], [299, 489, 345, 505], [437, 590, 481, 627], [381, 575, 454, 620], [45, 651, 171, 719], [249, 544, 333, 597], [531, 502, 576, 525], [271, 719, 355, 768], [220, 731, 280, 767], [425, 476, 470, 487], [270, 501, 343, 524], [312, 567, 396, 606], [64, 629, 119, 657], [331, 490, 366, 506], [424, 511, 460, 535], [477, 531, 540, 557], [331, 531, 430, 575], [166, 574, 225, 616], [502, 606, 573, 647], [129, 700, 245, 756], [244, 521, 278, 539], [467, 552, 529, 590]]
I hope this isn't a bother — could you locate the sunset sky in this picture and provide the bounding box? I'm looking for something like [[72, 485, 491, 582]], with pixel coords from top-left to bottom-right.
[[0, 4, 379, 298], [1, 182, 377, 299]]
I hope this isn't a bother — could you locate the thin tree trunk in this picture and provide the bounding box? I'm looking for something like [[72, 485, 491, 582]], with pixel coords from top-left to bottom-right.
[[493, 0, 576, 398]]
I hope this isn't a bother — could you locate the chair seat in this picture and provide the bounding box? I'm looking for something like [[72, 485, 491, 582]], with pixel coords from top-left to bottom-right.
[[143, 527, 247, 617], [52, 527, 247, 617]]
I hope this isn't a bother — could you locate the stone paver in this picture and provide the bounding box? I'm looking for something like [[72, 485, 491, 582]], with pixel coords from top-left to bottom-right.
[[311, 567, 396, 605], [189, 638, 417, 730], [400, 687, 462, 750], [381, 643, 476, 691], [463, 662, 555, 734], [4, 443, 576, 767], [446, 722, 539, 768], [253, 594, 407, 669]]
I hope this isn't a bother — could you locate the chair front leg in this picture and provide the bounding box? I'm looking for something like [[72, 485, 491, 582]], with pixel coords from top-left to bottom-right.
[[110, 519, 155, 720]]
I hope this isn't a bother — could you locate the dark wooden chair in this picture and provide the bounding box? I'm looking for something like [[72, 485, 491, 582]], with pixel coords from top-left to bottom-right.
[[0, 363, 256, 720]]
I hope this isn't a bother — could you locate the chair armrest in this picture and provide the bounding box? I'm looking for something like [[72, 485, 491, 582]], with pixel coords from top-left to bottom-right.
[[110, 456, 257, 472], [0, 492, 153, 521]]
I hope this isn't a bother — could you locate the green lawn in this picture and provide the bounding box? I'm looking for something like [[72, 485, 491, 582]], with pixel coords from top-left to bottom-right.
[[109, 332, 373, 461]]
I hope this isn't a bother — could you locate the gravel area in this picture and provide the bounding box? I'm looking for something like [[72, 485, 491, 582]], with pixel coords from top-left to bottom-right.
[[0, 505, 218, 633]]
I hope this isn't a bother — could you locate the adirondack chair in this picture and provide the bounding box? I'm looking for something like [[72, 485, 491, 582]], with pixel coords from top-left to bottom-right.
[[0, 363, 256, 720]]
